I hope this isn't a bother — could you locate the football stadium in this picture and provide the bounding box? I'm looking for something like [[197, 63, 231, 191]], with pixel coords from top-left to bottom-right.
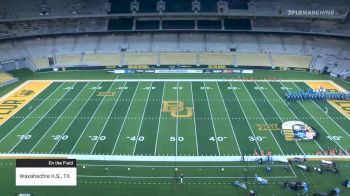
[[0, 0, 349, 195]]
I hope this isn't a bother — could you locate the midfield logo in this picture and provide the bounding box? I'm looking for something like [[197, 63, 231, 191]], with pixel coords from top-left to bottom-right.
[[162, 101, 193, 118]]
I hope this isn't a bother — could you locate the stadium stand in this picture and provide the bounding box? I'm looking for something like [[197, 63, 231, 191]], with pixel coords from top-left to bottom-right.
[[108, 18, 134, 31], [236, 53, 271, 67], [179, 34, 204, 51], [160, 53, 196, 65], [0, 0, 107, 20], [138, 0, 159, 13], [227, 0, 249, 9], [1, 33, 350, 73], [198, 20, 222, 30], [127, 34, 153, 52], [95, 35, 125, 53], [164, 0, 192, 12], [0, 72, 17, 87], [224, 19, 251, 30], [199, 53, 233, 65], [31, 57, 50, 69], [55, 55, 81, 66], [0, 72, 13, 82], [136, 20, 160, 30], [271, 55, 312, 68], [163, 20, 195, 30], [83, 53, 120, 66], [199, 0, 218, 12], [108, 0, 133, 13], [152, 34, 177, 51], [205, 34, 231, 52], [123, 53, 157, 65]]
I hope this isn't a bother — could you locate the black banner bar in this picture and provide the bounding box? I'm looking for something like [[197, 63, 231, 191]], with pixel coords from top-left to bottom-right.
[[16, 159, 76, 168]]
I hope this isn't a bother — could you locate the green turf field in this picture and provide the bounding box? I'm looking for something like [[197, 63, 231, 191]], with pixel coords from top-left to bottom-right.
[[0, 79, 349, 158], [0, 69, 350, 195]]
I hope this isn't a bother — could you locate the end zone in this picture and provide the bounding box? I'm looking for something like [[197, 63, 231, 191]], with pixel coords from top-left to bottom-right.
[[305, 81, 350, 120], [0, 81, 52, 125]]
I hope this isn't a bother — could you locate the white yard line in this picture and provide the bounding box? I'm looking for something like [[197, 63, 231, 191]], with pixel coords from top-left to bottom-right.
[[111, 82, 140, 155], [175, 81, 179, 156], [48, 82, 103, 154], [29, 83, 89, 153], [227, 81, 261, 151], [70, 82, 118, 154], [9, 82, 78, 153], [216, 82, 242, 156], [0, 82, 64, 144], [241, 82, 284, 155], [190, 82, 199, 156], [132, 82, 153, 155], [88, 82, 128, 154], [259, 83, 298, 153], [154, 82, 166, 155], [287, 82, 346, 152], [266, 82, 323, 153], [203, 82, 221, 156]]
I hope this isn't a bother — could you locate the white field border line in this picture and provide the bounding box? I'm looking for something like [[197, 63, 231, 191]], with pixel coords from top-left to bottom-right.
[[241, 81, 285, 155], [70, 81, 121, 154], [77, 175, 296, 179], [154, 82, 165, 155], [216, 82, 242, 156], [228, 81, 261, 151], [9, 82, 78, 153], [76, 164, 288, 168], [88, 82, 127, 154], [0, 80, 42, 126], [132, 82, 153, 155], [329, 80, 348, 92], [29, 82, 89, 153], [27, 79, 339, 83], [48, 82, 103, 154], [1, 153, 350, 162], [265, 82, 321, 154], [203, 82, 221, 156], [287, 82, 346, 152], [0, 80, 30, 102], [0, 82, 64, 144], [190, 82, 199, 156], [111, 82, 140, 155]]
